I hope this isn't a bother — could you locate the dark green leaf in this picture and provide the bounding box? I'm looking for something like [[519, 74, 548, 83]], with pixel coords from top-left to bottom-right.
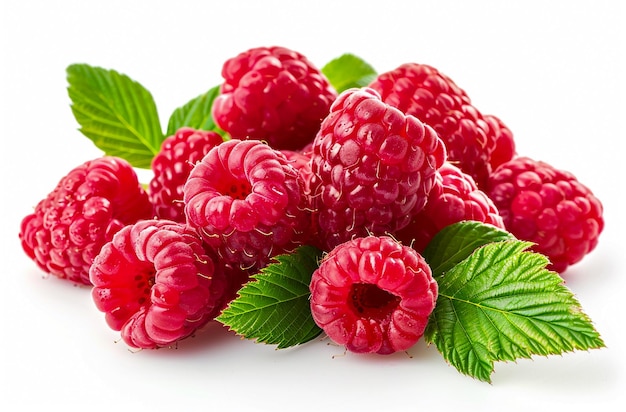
[[321, 53, 377, 93], [424, 240, 605, 383], [422, 221, 516, 277], [166, 85, 226, 137], [67, 64, 164, 169], [216, 245, 324, 348]]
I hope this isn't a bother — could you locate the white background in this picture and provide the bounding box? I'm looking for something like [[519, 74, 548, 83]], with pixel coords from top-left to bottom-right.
[[1, 1, 624, 410]]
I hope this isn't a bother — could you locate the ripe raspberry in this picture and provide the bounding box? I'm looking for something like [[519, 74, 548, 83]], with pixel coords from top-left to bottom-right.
[[395, 162, 505, 253], [183, 139, 311, 271], [280, 146, 315, 198], [19, 156, 153, 285], [90, 219, 225, 349], [149, 127, 224, 222], [280, 147, 312, 174], [487, 156, 604, 273], [308, 87, 446, 251], [309, 235, 438, 355], [368, 63, 506, 188], [484, 114, 516, 171], [212, 46, 338, 151]]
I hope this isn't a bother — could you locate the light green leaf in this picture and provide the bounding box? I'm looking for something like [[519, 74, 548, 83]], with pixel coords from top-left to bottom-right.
[[424, 240, 605, 383], [321, 53, 377, 93], [216, 245, 323, 349], [423, 221, 516, 277], [166, 85, 226, 137], [67, 64, 164, 169]]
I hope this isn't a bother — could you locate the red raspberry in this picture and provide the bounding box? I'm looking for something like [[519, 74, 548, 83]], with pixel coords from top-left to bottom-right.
[[308, 87, 446, 251], [183, 139, 311, 271], [280, 148, 312, 174], [484, 114, 516, 171], [487, 156, 604, 273], [280, 147, 315, 198], [309, 235, 437, 355], [368, 63, 506, 189], [149, 127, 224, 222], [212, 46, 338, 151], [90, 219, 224, 349], [395, 162, 505, 253], [19, 156, 153, 285]]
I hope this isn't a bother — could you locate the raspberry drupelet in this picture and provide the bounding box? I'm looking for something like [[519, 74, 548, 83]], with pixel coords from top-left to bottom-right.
[[212, 45, 338, 151], [308, 87, 446, 252], [149, 127, 224, 222], [19, 156, 153, 285], [309, 235, 438, 355], [368, 63, 513, 189], [90, 219, 225, 349], [487, 156, 604, 273], [183, 139, 312, 271], [483, 114, 516, 171], [395, 162, 505, 253]]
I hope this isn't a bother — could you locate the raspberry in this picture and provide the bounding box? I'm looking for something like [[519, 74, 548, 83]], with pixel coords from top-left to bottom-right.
[[484, 114, 516, 171], [395, 162, 505, 253], [90, 219, 224, 349], [487, 156, 604, 273], [149, 127, 224, 222], [308, 87, 446, 251], [183, 139, 311, 271], [309, 235, 437, 355], [280, 147, 315, 198], [368, 63, 506, 188], [212, 46, 338, 151], [19, 156, 153, 285], [280, 148, 312, 174]]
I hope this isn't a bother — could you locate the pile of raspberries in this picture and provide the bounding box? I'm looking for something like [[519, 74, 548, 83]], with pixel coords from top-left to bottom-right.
[[19, 46, 604, 354]]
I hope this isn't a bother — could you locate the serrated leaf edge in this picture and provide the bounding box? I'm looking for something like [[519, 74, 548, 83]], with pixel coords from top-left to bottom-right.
[[216, 246, 323, 349], [425, 240, 605, 383]]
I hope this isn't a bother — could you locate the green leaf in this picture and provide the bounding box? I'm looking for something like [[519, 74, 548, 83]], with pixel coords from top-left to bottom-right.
[[424, 240, 605, 383], [67, 64, 164, 169], [321, 53, 377, 93], [216, 245, 324, 349], [165, 85, 226, 137], [423, 221, 516, 277]]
